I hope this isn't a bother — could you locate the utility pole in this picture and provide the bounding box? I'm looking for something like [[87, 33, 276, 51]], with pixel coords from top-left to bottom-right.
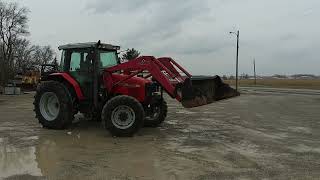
[[236, 31, 239, 91], [253, 59, 256, 85], [230, 30, 240, 91]]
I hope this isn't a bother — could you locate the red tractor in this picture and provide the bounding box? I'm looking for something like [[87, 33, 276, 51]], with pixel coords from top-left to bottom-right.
[[34, 41, 239, 136]]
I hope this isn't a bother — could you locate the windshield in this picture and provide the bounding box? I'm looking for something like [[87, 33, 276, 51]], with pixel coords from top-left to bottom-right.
[[100, 51, 118, 68]]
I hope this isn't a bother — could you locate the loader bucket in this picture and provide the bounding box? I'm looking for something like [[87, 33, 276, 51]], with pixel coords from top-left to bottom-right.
[[180, 76, 240, 108]]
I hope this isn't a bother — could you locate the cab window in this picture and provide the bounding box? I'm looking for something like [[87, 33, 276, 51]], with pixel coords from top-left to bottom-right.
[[70, 52, 81, 71], [60, 50, 65, 71], [69, 51, 90, 72], [100, 51, 118, 68]]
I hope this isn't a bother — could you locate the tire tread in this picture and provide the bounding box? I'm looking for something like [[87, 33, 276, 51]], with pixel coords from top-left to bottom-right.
[[33, 81, 74, 129], [102, 95, 144, 137]]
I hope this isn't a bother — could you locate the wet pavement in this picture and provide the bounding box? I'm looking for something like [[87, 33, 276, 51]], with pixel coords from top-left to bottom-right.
[[0, 91, 320, 179]]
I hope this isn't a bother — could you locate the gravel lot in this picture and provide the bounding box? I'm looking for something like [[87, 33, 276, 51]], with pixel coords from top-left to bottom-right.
[[0, 90, 320, 180]]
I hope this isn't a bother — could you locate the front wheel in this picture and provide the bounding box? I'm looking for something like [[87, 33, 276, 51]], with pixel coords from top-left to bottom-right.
[[144, 100, 167, 127], [102, 95, 145, 137]]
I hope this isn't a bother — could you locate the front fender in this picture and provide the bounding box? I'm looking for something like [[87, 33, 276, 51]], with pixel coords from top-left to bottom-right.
[[103, 73, 151, 102]]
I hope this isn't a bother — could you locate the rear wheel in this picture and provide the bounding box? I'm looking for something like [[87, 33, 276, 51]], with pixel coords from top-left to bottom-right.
[[102, 95, 145, 137], [144, 99, 167, 127], [34, 81, 74, 129]]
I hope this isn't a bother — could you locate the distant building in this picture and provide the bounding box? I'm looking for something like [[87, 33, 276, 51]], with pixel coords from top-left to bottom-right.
[[271, 74, 288, 79], [291, 74, 317, 79]]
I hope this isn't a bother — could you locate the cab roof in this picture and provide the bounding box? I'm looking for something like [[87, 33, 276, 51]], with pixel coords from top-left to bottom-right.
[[58, 42, 120, 51]]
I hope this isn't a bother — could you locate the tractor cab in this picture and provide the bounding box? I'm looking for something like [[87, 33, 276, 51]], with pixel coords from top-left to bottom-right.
[[57, 42, 121, 102], [58, 42, 120, 71]]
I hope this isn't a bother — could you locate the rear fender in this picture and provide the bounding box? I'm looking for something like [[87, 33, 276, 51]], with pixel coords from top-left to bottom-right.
[[44, 73, 85, 101]]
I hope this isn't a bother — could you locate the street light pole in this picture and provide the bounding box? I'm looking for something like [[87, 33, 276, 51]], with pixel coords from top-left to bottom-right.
[[236, 30, 239, 91], [253, 58, 256, 85], [230, 30, 240, 91]]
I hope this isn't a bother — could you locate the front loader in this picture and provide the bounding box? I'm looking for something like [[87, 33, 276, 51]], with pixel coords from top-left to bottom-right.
[[34, 41, 239, 137]]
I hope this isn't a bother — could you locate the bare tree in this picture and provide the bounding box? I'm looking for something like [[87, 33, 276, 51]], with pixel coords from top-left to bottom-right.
[[33, 45, 55, 67], [52, 56, 59, 67], [0, 1, 29, 85], [13, 38, 36, 74], [12, 39, 55, 74]]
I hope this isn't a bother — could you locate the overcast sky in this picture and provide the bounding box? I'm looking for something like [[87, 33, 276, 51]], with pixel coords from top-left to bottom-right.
[[17, 0, 320, 76]]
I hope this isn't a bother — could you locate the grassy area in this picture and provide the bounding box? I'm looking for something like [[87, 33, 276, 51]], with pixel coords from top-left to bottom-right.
[[225, 79, 320, 90]]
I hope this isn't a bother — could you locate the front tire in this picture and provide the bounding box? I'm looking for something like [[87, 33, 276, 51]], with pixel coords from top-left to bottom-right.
[[144, 100, 168, 127], [102, 95, 145, 137], [34, 81, 74, 129]]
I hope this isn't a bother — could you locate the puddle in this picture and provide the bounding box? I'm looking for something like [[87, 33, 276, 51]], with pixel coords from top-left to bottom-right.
[[20, 136, 39, 141], [0, 143, 42, 179], [0, 131, 207, 179]]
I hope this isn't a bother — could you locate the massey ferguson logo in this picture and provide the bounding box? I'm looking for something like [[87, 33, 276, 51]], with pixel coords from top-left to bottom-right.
[[162, 70, 175, 81]]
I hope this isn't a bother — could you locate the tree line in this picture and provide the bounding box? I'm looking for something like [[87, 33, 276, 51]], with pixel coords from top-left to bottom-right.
[[0, 1, 55, 86]]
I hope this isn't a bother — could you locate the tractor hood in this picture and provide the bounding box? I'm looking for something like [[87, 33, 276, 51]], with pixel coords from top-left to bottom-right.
[[110, 74, 152, 88]]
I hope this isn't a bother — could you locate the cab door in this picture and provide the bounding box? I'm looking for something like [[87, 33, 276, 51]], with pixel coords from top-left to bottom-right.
[[67, 49, 94, 100]]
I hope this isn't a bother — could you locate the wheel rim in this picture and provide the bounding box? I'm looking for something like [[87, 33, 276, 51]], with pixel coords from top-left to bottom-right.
[[111, 105, 135, 129], [146, 105, 160, 121], [39, 92, 60, 121]]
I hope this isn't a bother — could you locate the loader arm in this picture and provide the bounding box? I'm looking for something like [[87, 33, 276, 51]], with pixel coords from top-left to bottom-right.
[[105, 56, 239, 108], [105, 56, 183, 101]]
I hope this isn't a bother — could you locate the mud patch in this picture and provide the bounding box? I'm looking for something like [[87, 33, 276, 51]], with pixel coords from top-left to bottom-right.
[[166, 120, 178, 125], [223, 151, 260, 168], [288, 126, 312, 134], [290, 144, 320, 153], [239, 127, 288, 140], [1, 92, 320, 179], [176, 110, 196, 114], [255, 113, 264, 118], [203, 111, 217, 114]]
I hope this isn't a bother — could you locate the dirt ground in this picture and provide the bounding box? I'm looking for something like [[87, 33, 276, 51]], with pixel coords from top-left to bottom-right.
[[0, 90, 320, 180], [226, 79, 320, 90]]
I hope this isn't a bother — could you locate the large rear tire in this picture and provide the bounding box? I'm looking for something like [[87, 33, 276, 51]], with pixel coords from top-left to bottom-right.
[[102, 95, 145, 137], [34, 81, 74, 129], [144, 99, 167, 127]]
